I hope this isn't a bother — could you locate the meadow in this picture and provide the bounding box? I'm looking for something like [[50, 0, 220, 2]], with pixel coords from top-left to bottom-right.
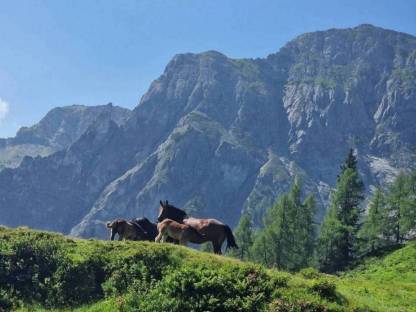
[[0, 226, 414, 312]]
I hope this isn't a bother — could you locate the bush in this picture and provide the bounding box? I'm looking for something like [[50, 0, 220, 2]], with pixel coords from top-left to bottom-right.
[[0, 289, 14, 311], [299, 268, 321, 279], [47, 257, 106, 306], [269, 298, 328, 312], [309, 279, 337, 300], [102, 248, 174, 296], [125, 264, 277, 312], [0, 233, 64, 303]]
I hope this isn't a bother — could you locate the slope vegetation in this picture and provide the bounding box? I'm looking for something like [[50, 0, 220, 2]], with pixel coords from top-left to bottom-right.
[[1, 227, 415, 311], [338, 241, 416, 311], [0, 227, 346, 311]]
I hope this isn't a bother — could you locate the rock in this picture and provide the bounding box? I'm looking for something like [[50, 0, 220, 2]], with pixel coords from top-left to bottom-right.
[[0, 25, 415, 237]]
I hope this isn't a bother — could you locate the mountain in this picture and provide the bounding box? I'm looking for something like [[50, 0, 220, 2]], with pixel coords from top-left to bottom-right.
[[0, 104, 131, 170], [0, 24, 415, 237]]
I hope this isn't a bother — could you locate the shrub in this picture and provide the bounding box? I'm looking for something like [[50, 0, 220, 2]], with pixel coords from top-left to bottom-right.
[[269, 298, 328, 312], [309, 279, 337, 300], [299, 268, 321, 279], [0, 234, 64, 303], [125, 264, 277, 312], [47, 257, 106, 306]]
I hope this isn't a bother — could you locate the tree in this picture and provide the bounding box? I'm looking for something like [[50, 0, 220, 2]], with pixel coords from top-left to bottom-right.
[[231, 213, 254, 260], [301, 194, 318, 265], [317, 150, 364, 273], [358, 188, 387, 254], [250, 179, 317, 271], [338, 148, 358, 181], [385, 171, 416, 243], [402, 171, 416, 236]]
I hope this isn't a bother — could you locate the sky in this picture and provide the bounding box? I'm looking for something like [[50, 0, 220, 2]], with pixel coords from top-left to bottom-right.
[[0, 0, 415, 137]]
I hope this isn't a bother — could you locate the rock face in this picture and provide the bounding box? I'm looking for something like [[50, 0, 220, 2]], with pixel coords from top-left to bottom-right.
[[0, 104, 131, 170], [0, 25, 415, 237]]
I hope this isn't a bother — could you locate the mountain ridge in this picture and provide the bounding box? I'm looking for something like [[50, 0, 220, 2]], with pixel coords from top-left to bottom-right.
[[0, 103, 131, 170], [0, 24, 414, 238]]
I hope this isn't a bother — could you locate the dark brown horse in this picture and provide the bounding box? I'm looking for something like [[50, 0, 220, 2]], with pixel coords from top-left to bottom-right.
[[106, 217, 178, 243], [157, 200, 238, 254], [106, 219, 144, 241]]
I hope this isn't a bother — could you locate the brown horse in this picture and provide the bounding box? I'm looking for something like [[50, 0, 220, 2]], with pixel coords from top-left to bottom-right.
[[155, 218, 207, 246], [106, 218, 149, 241], [157, 200, 238, 254]]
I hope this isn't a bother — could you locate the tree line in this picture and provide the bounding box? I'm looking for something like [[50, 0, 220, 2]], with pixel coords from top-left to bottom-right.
[[228, 149, 416, 273]]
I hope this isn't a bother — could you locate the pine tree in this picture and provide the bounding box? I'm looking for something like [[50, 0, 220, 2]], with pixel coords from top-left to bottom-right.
[[358, 188, 387, 255], [317, 150, 364, 273]]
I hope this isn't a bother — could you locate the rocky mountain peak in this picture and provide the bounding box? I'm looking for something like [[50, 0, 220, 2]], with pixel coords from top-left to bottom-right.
[[0, 25, 414, 238]]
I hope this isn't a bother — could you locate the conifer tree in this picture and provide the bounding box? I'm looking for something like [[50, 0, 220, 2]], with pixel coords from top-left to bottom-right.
[[232, 213, 254, 260], [402, 171, 416, 235], [250, 179, 317, 271], [358, 188, 387, 254], [317, 149, 364, 273], [301, 194, 318, 265], [385, 172, 413, 243]]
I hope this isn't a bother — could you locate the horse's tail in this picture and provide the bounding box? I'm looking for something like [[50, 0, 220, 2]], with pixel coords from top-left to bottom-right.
[[224, 225, 238, 250]]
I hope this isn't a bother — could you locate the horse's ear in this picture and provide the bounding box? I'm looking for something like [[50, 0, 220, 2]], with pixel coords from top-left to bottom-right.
[[160, 200, 164, 207], [166, 200, 169, 206]]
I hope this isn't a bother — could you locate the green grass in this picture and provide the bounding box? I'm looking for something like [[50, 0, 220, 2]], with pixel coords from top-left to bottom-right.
[[1, 227, 415, 311], [336, 241, 416, 312]]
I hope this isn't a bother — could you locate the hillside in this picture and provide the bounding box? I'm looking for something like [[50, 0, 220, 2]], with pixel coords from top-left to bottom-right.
[[338, 241, 416, 311], [0, 104, 131, 170], [0, 24, 415, 237], [1, 227, 415, 311]]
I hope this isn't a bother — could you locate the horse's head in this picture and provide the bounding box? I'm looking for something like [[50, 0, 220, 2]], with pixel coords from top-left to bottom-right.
[[158, 200, 187, 223], [106, 219, 125, 240]]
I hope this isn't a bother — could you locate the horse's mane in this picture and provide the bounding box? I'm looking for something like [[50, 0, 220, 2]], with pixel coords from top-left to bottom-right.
[[137, 217, 155, 227], [167, 203, 187, 219]]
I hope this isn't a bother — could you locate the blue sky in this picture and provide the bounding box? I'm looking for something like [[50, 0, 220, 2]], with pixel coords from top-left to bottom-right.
[[0, 0, 415, 137]]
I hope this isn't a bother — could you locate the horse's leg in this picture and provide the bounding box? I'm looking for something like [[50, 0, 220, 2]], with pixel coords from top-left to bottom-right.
[[161, 234, 169, 243], [110, 230, 116, 241], [213, 240, 222, 255], [155, 232, 163, 243]]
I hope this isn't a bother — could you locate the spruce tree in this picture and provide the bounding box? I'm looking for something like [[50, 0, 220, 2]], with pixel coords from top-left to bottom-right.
[[317, 150, 364, 273], [338, 148, 358, 180]]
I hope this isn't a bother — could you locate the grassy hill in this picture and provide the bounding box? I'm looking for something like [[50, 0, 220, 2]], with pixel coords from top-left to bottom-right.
[[0, 227, 414, 311], [337, 242, 416, 312]]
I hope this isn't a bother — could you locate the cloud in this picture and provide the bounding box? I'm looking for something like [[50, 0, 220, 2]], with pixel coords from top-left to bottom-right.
[[0, 99, 9, 122]]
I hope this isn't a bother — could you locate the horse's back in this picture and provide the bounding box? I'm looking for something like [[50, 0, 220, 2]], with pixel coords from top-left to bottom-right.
[[185, 217, 224, 226], [183, 217, 226, 240]]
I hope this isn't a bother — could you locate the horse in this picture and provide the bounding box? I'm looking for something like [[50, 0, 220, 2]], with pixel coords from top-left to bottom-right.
[[107, 217, 178, 243], [157, 200, 238, 254], [130, 217, 159, 241], [155, 218, 207, 246], [106, 218, 148, 241]]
